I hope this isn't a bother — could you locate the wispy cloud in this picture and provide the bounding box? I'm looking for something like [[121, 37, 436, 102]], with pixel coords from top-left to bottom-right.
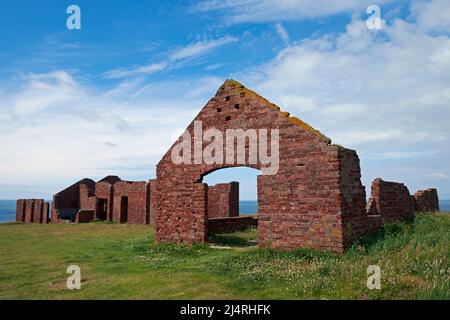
[[0, 70, 223, 197], [104, 62, 168, 79], [104, 36, 238, 79], [168, 36, 238, 60], [275, 23, 290, 46], [195, 0, 398, 23]]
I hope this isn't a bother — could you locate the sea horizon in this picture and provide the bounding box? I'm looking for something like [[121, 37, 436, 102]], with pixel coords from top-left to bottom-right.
[[1, 199, 449, 223]]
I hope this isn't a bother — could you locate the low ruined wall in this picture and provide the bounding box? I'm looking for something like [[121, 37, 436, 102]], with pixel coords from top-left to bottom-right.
[[208, 216, 257, 234], [368, 178, 414, 223], [16, 199, 49, 224], [75, 210, 95, 223], [207, 182, 239, 218], [414, 189, 439, 212]]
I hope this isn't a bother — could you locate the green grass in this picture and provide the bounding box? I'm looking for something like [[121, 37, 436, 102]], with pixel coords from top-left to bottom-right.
[[0, 213, 448, 300]]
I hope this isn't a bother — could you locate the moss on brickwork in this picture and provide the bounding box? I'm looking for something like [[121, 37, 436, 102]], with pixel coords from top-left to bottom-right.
[[221, 79, 332, 144]]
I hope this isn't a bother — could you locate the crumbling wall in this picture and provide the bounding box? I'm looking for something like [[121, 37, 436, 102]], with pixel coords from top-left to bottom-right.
[[51, 178, 95, 222], [414, 189, 439, 212], [42, 202, 49, 224], [25, 199, 34, 223], [207, 182, 239, 218], [112, 181, 148, 224], [75, 210, 95, 223], [94, 181, 114, 221], [367, 178, 414, 223], [16, 199, 25, 222], [33, 199, 44, 223], [148, 179, 157, 225], [17, 199, 50, 224], [338, 148, 382, 246]]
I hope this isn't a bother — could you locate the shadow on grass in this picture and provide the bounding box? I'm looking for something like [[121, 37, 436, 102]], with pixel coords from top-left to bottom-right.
[[209, 227, 258, 247], [209, 234, 256, 247]]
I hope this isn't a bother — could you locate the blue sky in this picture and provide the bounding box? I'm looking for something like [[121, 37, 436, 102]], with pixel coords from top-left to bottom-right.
[[0, 0, 449, 200]]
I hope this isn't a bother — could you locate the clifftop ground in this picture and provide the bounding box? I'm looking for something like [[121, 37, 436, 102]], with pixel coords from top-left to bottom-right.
[[0, 213, 448, 299]]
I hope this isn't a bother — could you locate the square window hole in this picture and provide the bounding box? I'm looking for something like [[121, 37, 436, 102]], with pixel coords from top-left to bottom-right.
[[225, 116, 231, 121], [235, 104, 240, 109], [225, 96, 230, 101], [217, 108, 222, 112]]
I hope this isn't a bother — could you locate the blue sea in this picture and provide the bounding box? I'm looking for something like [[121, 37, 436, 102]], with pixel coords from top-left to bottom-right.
[[0, 200, 449, 223]]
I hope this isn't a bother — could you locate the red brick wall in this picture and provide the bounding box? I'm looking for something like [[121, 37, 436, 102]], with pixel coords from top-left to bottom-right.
[[75, 210, 95, 223], [414, 189, 439, 212], [95, 182, 114, 221], [148, 179, 157, 225], [17, 199, 50, 224], [33, 199, 44, 224], [207, 182, 239, 218], [51, 178, 95, 222], [42, 202, 49, 224], [16, 199, 25, 222], [112, 181, 148, 224], [339, 149, 382, 246], [368, 178, 414, 223], [24, 199, 34, 223], [155, 79, 357, 252], [79, 183, 96, 211], [208, 216, 257, 234]]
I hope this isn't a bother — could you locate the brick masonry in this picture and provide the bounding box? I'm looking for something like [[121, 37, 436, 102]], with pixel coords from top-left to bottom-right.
[[75, 210, 95, 223], [339, 149, 382, 247], [414, 189, 439, 212], [155, 79, 382, 252], [49, 176, 155, 225], [16, 199, 49, 224], [207, 182, 239, 218], [148, 179, 157, 225], [112, 181, 148, 224], [367, 178, 414, 223], [16, 199, 25, 222]]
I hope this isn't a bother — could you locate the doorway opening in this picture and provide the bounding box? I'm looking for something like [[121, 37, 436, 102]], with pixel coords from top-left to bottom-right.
[[202, 167, 260, 247], [120, 196, 128, 223], [96, 199, 107, 221]]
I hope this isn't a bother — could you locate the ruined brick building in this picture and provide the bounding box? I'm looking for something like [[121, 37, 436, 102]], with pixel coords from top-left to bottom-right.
[[17, 80, 440, 253]]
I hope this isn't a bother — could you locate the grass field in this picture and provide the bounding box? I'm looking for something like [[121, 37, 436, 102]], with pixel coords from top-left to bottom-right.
[[0, 213, 449, 300]]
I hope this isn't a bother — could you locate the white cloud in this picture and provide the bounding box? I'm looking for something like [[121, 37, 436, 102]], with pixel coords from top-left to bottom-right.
[[104, 62, 168, 79], [410, 0, 450, 33], [195, 0, 398, 23], [235, 1, 450, 196], [168, 36, 238, 61], [104, 36, 238, 79], [0, 71, 223, 197]]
